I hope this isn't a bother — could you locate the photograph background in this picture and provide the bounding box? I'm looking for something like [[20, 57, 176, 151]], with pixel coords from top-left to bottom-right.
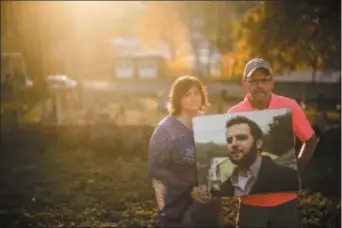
[[193, 108, 296, 191]]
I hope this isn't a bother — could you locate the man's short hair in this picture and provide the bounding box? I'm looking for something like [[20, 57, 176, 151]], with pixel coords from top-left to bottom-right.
[[226, 116, 263, 141]]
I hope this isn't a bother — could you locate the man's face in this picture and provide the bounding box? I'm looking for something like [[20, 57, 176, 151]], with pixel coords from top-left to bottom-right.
[[244, 68, 274, 102], [226, 123, 262, 165]]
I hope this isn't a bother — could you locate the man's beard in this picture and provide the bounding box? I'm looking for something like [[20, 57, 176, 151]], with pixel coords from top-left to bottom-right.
[[228, 143, 258, 169], [251, 89, 270, 101]]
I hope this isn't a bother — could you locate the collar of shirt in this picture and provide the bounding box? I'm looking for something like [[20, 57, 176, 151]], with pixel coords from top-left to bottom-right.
[[230, 155, 262, 187]]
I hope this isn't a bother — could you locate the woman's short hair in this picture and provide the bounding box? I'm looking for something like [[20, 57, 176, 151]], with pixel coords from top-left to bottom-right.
[[167, 76, 208, 116]]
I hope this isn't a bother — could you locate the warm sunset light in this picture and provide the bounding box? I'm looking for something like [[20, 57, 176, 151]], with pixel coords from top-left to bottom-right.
[[1, 1, 340, 227]]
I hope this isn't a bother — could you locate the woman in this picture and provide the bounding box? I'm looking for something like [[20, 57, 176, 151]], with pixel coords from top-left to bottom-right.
[[148, 76, 221, 227]]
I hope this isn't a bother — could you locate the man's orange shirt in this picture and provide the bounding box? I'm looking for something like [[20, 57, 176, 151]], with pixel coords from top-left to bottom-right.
[[227, 93, 314, 207]]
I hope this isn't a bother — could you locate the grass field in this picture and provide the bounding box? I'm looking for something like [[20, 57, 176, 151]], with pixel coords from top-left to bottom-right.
[[21, 95, 236, 126], [19, 93, 340, 127], [1, 94, 340, 228], [1, 122, 340, 228]]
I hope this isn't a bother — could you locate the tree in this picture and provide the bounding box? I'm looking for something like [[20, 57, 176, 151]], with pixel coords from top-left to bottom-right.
[[1, 1, 71, 110], [1, 2, 76, 81], [2, 1, 141, 81], [176, 1, 259, 78], [177, 1, 232, 77], [62, 2, 141, 79], [188, 1, 259, 54], [138, 2, 258, 78], [233, 1, 341, 78], [138, 1, 239, 77], [264, 113, 294, 156], [138, 2, 189, 61]]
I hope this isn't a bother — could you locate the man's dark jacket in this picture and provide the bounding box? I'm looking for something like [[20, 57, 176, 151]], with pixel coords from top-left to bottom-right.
[[213, 156, 299, 197]]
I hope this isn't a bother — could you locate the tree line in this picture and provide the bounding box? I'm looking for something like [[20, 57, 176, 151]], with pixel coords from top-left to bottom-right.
[[1, 1, 340, 82], [140, 1, 340, 78]]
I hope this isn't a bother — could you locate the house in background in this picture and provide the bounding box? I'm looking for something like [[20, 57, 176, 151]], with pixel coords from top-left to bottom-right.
[[111, 38, 170, 79], [188, 32, 223, 78], [110, 32, 223, 79], [113, 52, 168, 80]]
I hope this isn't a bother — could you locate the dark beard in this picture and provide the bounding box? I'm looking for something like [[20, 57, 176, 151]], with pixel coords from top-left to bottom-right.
[[228, 143, 258, 169]]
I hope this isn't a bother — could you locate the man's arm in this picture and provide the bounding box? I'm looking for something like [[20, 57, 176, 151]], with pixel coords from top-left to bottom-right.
[[297, 134, 318, 169], [292, 101, 319, 170]]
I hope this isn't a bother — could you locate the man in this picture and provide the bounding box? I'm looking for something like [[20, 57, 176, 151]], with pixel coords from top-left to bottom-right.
[[216, 116, 299, 197], [227, 58, 318, 228]]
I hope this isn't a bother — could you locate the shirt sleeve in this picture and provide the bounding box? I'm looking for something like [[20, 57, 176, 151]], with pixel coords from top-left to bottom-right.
[[292, 101, 315, 142], [148, 126, 192, 203], [227, 107, 235, 114], [227, 104, 240, 114]]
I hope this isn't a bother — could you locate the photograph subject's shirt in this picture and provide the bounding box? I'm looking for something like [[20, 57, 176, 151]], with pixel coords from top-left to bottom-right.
[[230, 155, 262, 196]]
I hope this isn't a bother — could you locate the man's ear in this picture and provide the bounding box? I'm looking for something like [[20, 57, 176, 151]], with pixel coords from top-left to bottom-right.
[[256, 139, 263, 151], [242, 80, 250, 93], [270, 79, 275, 90], [242, 79, 247, 88]]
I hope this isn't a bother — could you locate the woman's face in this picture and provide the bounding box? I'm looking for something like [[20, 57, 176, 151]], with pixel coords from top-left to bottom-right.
[[180, 85, 203, 114]]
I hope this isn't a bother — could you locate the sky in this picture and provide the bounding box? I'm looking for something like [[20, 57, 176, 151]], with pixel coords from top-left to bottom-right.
[[193, 108, 291, 145]]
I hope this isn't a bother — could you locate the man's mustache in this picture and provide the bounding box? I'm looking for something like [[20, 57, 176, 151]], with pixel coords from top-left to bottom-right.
[[230, 147, 242, 154], [253, 88, 266, 94]]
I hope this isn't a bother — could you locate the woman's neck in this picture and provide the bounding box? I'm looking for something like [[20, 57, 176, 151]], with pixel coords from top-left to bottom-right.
[[177, 111, 198, 129]]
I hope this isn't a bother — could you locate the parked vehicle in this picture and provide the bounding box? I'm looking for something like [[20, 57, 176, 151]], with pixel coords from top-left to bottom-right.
[[47, 74, 78, 89]]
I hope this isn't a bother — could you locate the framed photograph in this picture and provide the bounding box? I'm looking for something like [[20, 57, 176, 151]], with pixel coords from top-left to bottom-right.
[[193, 108, 299, 197]]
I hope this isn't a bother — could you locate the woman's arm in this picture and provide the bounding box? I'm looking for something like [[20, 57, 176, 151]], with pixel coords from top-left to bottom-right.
[[148, 126, 193, 204], [152, 178, 166, 210]]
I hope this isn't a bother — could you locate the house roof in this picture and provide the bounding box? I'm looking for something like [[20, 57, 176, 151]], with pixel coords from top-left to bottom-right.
[[115, 51, 166, 59], [110, 37, 170, 59]]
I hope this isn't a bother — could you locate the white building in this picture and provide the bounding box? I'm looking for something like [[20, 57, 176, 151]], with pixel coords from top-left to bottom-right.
[[110, 32, 223, 79]]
